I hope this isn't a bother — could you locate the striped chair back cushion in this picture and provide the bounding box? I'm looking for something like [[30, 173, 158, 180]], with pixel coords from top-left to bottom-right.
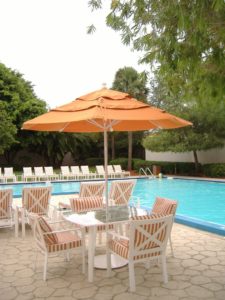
[[22, 186, 52, 215], [70, 196, 103, 213], [38, 216, 58, 245], [79, 182, 104, 198], [0, 189, 12, 219], [109, 180, 135, 205], [131, 214, 167, 249], [152, 197, 177, 216]]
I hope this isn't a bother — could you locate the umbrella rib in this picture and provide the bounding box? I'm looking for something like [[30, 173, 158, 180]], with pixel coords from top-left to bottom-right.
[[87, 119, 120, 130]]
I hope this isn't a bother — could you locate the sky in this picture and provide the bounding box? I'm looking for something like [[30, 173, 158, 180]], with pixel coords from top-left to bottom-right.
[[0, 0, 146, 108]]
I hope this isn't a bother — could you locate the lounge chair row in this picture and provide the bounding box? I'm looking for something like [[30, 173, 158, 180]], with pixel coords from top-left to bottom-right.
[[0, 164, 131, 183]]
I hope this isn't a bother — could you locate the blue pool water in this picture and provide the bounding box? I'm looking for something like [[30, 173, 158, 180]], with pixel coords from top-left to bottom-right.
[[1, 178, 225, 232]]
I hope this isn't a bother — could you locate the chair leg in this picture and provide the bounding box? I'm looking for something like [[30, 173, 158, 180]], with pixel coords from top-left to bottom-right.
[[169, 235, 174, 257], [14, 209, 19, 238], [43, 253, 48, 281], [128, 261, 136, 292], [161, 255, 168, 284], [21, 210, 26, 238]]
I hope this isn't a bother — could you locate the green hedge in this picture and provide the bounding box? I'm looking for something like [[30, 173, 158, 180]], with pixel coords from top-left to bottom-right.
[[109, 158, 129, 170], [203, 164, 225, 178], [85, 157, 104, 166]]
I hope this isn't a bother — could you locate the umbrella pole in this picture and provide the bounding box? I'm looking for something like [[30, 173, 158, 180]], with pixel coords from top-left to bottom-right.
[[104, 127, 109, 220]]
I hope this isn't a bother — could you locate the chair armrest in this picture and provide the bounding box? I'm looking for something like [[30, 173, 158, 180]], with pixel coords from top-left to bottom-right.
[[107, 231, 130, 241]]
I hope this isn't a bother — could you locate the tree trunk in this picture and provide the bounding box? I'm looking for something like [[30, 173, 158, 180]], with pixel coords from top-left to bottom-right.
[[193, 150, 199, 174], [111, 133, 115, 160], [128, 131, 133, 171]]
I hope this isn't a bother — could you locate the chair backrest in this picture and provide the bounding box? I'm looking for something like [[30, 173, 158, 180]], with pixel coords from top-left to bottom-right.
[[4, 167, 14, 176], [152, 197, 178, 216], [79, 181, 105, 198], [107, 165, 115, 173], [0, 189, 13, 220], [71, 166, 81, 175], [113, 165, 123, 173], [22, 186, 52, 215], [81, 165, 90, 175], [70, 196, 103, 213], [109, 180, 136, 205], [61, 166, 71, 175], [34, 167, 45, 176], [129, 214, 173, 260], [23, 167, 33, 176], [44, 167, 54, 175], [96, 165, 105, 175]]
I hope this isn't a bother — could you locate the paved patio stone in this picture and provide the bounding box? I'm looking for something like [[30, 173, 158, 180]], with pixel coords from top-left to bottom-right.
[[1, 196, 225, 299]]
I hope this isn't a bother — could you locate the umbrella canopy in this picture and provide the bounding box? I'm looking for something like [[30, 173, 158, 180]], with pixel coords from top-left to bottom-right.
[[22, 87, 192, 215], [22, 87, 192, 132]]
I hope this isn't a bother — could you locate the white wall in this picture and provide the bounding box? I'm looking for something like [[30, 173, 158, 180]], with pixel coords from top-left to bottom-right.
[[145, 147, 225, 164]]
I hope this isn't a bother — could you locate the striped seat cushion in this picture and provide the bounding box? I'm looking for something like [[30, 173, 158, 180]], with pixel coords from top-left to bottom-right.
[[38, 217, 58, 245], [46, 231, 82, 253], [152, 197, 177, 215], [70, 196, 103, 213]]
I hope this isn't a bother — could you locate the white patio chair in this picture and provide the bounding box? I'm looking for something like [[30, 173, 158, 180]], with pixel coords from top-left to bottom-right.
[[44, 166, 59, 181], [113, 165, 130, 177], [34, 167, 49, 181], [3, 167, 17, 182], [107, 214, 173, 292], [81, 165, 97, 179], [16, 186, 53, 237], [96, 165, 106, 178], [60, 166, 75, 180], [30, 214, 85, 281], [22, 167, 37, 182], [0, 189, 18, 237], [150, 197, 178, 257], [108, 179, 137, 206], [71, 166, 84, 180]]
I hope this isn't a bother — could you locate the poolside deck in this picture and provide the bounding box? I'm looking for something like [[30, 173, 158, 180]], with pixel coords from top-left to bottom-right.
[[1, 195, 225, 300]]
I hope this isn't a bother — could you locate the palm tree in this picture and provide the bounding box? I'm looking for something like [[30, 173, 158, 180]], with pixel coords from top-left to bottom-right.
[[112, 67, 149, 170]]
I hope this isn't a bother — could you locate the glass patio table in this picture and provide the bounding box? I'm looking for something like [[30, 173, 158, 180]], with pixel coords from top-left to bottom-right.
[[62, 205, 146, 282]]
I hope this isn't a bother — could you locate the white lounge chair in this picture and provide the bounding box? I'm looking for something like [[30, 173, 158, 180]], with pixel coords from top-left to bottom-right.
[[71, 166, 84, 180], [96, 165, 106, 178], [60, 166, 75, 180], [107, 165, 117, 178], [81, 165, 97, 179], [30, 214, 85, 281], [22, 167, 37, 182], [3, 167, 17, 182], [0, 189, 18, 237], [34, 167, 49, 181], [44, 167, 59, 181], [107, 214, 173, 292], [113, 165, 130, 177]]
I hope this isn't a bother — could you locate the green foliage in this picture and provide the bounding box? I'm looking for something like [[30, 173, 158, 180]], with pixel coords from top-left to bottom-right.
[[109, 158, 129, 170], [203, 164, 225, 178], [85, 157, 104, 166]]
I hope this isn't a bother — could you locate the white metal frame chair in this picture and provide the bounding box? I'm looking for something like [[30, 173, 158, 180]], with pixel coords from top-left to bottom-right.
[[150, 197, 178, 257], [16, 186, 53, 237], [30, 214, 85, 281], [22, 167, 37, 182], [107, 165, 117, 178], [0, 189, 18, 237], [3, 167, 17, 182], [107, 214, 173, 292], [113, 165, 130, 177], [79, 181, 105, 198], [108, 179, 137, 206], [44, 166, 59, 181], [34, 167, 49, 181]]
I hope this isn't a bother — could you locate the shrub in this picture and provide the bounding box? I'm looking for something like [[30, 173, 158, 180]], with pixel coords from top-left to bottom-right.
[[109, 158, 129, 170], [203, 164, 225, 178], [85, 157, 104, 166]]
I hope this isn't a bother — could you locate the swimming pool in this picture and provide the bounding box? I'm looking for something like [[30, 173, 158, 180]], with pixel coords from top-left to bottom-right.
[[1, 178, 225, 235]]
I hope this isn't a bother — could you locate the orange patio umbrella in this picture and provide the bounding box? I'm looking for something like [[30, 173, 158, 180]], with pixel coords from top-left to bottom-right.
[[22, 87, 192, 209]]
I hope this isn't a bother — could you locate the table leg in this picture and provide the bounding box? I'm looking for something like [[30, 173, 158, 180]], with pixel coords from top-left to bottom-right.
[[88, 226, 97, 282]]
